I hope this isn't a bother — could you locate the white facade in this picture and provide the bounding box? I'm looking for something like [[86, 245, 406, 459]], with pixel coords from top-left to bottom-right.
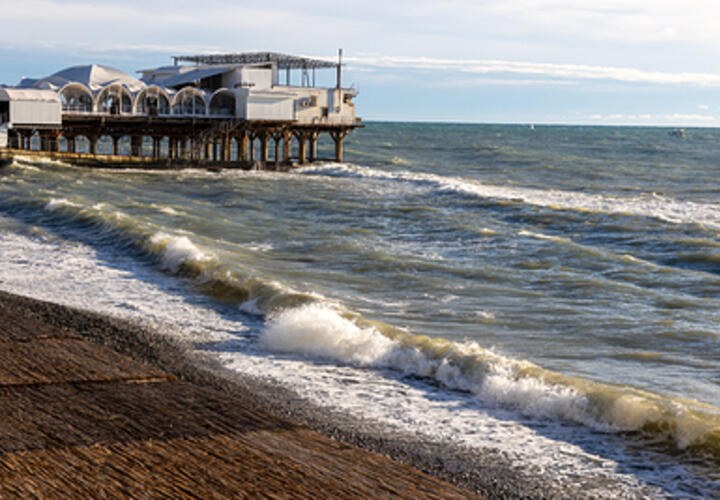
[[5, 55, 358, 126], [0, 89, 62, 128], [233, 89, 295, 120]]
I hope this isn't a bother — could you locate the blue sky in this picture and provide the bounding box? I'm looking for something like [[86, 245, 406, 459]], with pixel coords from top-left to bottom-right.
[[2, 0, 720, 125]]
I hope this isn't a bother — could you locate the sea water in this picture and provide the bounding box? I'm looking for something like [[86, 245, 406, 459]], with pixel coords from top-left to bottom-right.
[[0, 123, 718, 497]]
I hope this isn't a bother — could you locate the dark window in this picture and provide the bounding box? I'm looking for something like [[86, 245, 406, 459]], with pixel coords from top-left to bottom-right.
[[0, 101, 8, 124]]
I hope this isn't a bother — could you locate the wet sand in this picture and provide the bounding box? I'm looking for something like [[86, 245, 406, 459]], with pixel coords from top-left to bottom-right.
[[0, 289, 565, 498]]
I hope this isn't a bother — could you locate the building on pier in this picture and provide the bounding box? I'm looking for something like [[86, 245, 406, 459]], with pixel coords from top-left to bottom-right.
[[0, 51, 360, 167]]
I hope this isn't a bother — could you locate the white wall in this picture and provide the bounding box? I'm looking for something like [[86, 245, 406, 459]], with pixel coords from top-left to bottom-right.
[[9, 100, 62, 126], [223, 68, 273, 90], [236, 92, 294, 120], [0, 126, 7, 148]]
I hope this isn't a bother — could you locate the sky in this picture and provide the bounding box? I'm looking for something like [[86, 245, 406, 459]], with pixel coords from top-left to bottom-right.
[[2, 0, 720, 126]]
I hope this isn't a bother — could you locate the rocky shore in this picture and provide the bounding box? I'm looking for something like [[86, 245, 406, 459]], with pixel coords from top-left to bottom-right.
[[0, 289, 571, 498]]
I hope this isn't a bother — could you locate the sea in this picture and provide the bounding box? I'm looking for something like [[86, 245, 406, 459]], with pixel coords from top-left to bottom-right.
[[0, 122, 718, 498]]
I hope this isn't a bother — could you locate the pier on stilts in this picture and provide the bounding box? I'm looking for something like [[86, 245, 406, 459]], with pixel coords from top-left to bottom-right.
[[0, 50, 360, 170]]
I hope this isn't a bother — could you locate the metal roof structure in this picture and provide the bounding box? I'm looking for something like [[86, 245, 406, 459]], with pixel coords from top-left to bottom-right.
[[156, 66, 230, 89], [173, 52, 338, 69], [18, 65, 146, 93]]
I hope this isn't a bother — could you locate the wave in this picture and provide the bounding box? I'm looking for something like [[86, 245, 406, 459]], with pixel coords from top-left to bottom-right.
[[263, 302, 720, 456], [28, 189, 720, 460], [40, 197, 324, 317], [297, 164, 720, 229]]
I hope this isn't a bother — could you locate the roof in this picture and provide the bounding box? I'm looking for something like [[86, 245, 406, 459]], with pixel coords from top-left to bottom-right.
[[18, 65, 145, 93], [151, 66, 230, 89], [173, 52, 338, 69], [0, 88, 61, 103]]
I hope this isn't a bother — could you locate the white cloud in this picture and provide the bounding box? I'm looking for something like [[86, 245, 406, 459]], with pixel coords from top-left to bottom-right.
[[588, 112, 716, 124], [698, 104, 710, 110], [346, 55, 720, 87]]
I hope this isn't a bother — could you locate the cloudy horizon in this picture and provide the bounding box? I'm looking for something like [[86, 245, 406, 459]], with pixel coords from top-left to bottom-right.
[[2, 0, 719, 126]]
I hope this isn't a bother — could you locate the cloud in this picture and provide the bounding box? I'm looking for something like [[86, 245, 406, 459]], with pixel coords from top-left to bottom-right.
[[588, 112, 716, 124], [698, 104, 710, 110], [346, 55, 720, 87]]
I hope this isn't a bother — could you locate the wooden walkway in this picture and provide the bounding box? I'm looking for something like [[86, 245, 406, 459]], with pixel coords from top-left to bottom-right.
[[0, 308, 477, 498]]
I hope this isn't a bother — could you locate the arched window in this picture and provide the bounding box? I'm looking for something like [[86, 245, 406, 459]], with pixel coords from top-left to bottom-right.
[[96, 85, 133, 115], [171, 88, 207, 116], [208, 89, 235, 116], [59, 83, 93, 113], [135, 86, 171, 116]]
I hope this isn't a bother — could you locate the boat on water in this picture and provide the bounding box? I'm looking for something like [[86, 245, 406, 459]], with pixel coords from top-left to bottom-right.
[[669, 128, 686, 137]]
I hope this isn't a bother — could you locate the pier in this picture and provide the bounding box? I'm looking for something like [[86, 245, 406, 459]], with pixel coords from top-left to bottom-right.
[[0, 51, 360, 170]]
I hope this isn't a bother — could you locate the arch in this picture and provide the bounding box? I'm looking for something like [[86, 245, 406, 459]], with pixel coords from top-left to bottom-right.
[[208, 88, 236, 117], [73, 134, 91, 154], [171, 87, 207, 116], [95, 84, 133, 115], [58, 83, 93, 113], [134, 86, 171, 116]]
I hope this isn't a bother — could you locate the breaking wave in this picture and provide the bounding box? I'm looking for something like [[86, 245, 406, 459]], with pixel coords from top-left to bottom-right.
[[298, 164, 720, 229], [263, 302, 720, 456], [20, 176, 720, 462]]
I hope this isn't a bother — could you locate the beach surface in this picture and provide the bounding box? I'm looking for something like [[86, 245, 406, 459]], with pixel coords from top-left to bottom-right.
[[0, 289, 483, 499]]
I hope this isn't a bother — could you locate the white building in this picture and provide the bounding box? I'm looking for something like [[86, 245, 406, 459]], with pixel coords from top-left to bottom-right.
[[1, 52, 360, 165], [6, 52, 357, 125]]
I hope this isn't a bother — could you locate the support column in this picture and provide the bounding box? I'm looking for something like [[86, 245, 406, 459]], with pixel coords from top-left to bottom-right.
[[283, 131, 291, 164], [152, 137, 160, 159], [330, 129, 349, 163], [309, 132, 319, 162], [90, 135, 99, 155], [273, 134, 282, 169], [260, 132, 269, 165], [239, 132, 248, 162], [249, 136, 255, 162], [295, 133, 307, 165], [224, 135, 231, 162], [112, 136, 120, 156]]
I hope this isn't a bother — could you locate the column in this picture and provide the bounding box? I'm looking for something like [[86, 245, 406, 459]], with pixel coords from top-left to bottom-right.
[[309, 132, 319, 162], [296, 133, 307, 164], [330, 129, 349, 163], [283, 131, 291, 164], [274, 136, 281, 169], [260, 132, 269, 164], [239, 132, 248, 162]]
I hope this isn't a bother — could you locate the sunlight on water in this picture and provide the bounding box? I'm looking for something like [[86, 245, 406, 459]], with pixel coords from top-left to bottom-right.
[[1, 123, 720, 496]]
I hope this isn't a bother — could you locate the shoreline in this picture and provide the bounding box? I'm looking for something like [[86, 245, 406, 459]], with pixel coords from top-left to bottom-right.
[[0, 288, 570, 499]]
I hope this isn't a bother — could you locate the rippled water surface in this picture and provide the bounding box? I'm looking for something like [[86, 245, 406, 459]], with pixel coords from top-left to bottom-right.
[[1, 123, 719, 497]]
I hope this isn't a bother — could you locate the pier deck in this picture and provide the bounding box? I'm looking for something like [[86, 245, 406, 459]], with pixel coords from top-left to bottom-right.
[[0, 295, 476, 498]]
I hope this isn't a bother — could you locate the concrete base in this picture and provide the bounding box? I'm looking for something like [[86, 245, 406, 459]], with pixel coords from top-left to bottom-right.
[[0, 148, 287, 171]]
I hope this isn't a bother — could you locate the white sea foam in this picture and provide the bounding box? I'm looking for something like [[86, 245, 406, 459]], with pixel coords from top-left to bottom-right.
[[0, 229, 703, 497], [45, 198, 81, 211], [262, 304, 590, 422], [148, 231, 214, 273], [260, 303, 719, 451], [298, 164, 720, 229]]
